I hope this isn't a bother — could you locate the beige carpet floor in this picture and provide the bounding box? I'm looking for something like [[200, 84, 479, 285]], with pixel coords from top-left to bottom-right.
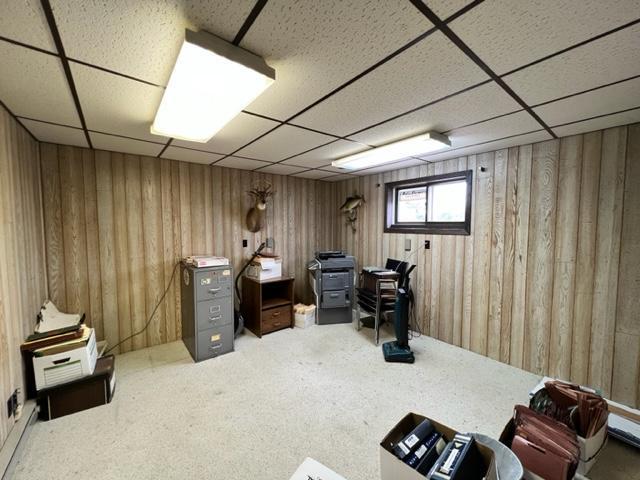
[[9, 323, 639, 479]]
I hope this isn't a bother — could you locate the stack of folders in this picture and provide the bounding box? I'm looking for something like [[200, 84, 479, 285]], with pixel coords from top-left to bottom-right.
[[509, 405, 580, 480], [392, 419, 484, 479]]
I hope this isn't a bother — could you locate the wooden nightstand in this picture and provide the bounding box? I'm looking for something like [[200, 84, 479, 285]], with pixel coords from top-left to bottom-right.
[[241, 276, 295, 337]]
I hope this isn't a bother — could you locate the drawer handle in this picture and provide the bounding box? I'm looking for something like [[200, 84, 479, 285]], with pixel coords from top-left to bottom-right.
[[273, 322, 281, 327], [329, 293, 339, 298], [272, 311, 281, 317], [208, 287, 221, 293], [329, 274, 337, 278], [209, 315, 222, 322], [210, 344, 221, 351]]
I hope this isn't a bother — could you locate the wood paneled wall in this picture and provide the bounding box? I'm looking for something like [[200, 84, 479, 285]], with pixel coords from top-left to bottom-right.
[[40, 144, 337, 354], [334, 124, 640, 408], [0, 109, 47, 448]]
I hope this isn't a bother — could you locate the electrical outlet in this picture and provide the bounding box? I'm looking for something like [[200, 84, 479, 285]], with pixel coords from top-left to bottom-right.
[[424, 240, 430, 249], [266, 237, 274, 249], [242, 239, 248, 248], [404, 238, 411, 251]]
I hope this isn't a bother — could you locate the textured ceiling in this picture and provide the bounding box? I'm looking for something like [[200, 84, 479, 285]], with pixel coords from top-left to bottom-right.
[[0, 0, 639, 181]]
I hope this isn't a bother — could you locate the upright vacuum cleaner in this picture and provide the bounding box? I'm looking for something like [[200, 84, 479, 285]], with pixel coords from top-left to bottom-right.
[[382, 264, 416, 364], [233, 242, 266, 337]]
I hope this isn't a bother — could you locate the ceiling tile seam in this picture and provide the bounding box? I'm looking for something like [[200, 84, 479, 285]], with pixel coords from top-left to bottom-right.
[[530, 74, 640, 108], [157, 138, 173, 157], [550, 105, 640, 129], [16, 115, 83, 131], [442, 109, 525, 134], [0, 100, 39, 143], [408, 0, 557, 139], [0, 35, 57, 56], [233, 0, 269, 46], [499, 17, 640, 78], [40, 0, 93, 148], [444, 0, 485, 24], [210, 123, 282, 166]]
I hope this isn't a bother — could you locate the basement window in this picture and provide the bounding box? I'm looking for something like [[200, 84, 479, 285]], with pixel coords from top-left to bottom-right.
[[384, 170, 473, 235]]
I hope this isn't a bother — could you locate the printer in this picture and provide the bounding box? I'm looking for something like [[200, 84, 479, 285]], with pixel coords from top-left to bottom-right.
[[308, 251, 356, 325]]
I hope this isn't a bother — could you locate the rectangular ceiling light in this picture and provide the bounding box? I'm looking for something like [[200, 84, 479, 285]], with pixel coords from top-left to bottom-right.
[[331, 132, 450, 170], [151, 29, 275, 143]]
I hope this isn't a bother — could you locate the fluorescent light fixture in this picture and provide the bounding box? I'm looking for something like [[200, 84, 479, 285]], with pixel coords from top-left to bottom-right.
[[331, 132, 450, 170], [151, 29, 275, 143]]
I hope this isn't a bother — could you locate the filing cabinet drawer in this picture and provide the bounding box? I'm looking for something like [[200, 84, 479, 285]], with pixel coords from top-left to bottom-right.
[[195, 269, 232, 301], [197, 327, 233, 360], [197, 299, 233, 332], [261, 305, 291, 333]]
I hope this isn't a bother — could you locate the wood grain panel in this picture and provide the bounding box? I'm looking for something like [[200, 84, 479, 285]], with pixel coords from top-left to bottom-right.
[[40, 144, 333, 358], [0, 107, 47, 447], [332, 123, 640, 407]]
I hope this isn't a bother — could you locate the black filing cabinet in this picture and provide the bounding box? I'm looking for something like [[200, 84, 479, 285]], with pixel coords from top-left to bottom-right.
[[181, 263, 234, 361]]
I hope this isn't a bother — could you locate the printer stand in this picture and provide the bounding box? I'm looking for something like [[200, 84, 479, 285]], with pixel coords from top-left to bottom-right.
[[242, 276, 295, 337]]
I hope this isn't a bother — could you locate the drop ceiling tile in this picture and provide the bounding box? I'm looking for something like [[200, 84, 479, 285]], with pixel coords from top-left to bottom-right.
[[503, 24, 640, 105], [427, 111, 543, 154], [173, 113, 279, 155], [257, 164, 306, 176], [449, 0, 640, 75], [420, 130, 552, 163], [292, 169, 337, 180], [293, 32, 489, 136], [90, 132, 163, 157], [71, 62, 167, 142], [51, 0, 255, 85], [323, 174, 357, 182], [349, 82, 521, 146], [422, 1, 476, 20], [553, 108, 640, 138], [235, 125, 335, 162], [0, 1, 55, 52], [161, 146, 223, 165], [354, 158, 426, 175], [20, 119, 88, 148], [241, 0, 432, 119], [215, 156, 272, 170], [282, 140, 369, 169], [534, 77, 640, 127], [320, 165, 356, 173], [0, 43, 79, 126]]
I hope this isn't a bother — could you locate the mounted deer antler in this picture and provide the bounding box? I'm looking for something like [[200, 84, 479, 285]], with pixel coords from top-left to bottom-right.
[[246, 181, 275, 232]]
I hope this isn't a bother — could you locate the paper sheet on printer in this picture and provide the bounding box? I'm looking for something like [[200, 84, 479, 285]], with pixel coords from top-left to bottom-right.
[[35, 300, 82, 333]]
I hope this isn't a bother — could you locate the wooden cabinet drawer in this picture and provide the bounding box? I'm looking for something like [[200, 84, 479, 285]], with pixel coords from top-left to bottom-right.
[[261, 305, 291, 333]]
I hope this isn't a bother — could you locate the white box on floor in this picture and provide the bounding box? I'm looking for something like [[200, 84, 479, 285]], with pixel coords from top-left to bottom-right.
[[575, 419, 608, 475], [246, 256, 282, 280], [294, 305, 316, 328], [33, 327, 97, 390], [289, 457, 347, 480]]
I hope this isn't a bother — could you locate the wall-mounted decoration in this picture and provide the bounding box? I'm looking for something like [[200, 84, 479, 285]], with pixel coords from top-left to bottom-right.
[[340, 193, 365, 232], [246, 181, 275, 232]]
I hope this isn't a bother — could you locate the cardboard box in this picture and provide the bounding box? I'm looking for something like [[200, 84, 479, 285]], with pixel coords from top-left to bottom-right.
[[246, 256, 282, 280], [575, 419, 607, 475], [380, 412, 498, 480], [33, 327, 97, 390], [294, 304, 316, 328]]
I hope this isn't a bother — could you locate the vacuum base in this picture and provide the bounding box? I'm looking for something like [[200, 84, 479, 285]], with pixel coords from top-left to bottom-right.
[[382, 341, 415, 364]]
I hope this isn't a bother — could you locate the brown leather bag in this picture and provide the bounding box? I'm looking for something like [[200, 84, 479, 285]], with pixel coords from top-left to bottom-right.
[[510, 405, 580, 480]]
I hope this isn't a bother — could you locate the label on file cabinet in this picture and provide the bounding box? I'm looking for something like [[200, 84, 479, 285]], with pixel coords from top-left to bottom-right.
[[211, 334, 221, 342], [209, 305, 221, 314]]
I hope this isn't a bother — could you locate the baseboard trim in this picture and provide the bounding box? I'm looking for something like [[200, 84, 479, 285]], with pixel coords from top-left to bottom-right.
[[0, 400, 37, 479]]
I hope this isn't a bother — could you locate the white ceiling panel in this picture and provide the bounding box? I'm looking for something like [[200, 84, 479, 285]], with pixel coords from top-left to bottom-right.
[[348, 82, 521, 146], [293, 32, 489, 136], [423, 1, 476, 20], [420, 130, 553, 163], [90, 132, 163, 157], [534, 77, 640, 127], [292, 169, 337, 180], [323, 174, 357, 182], [71, 62, 167, 142], [283, 140, 369, 168], [553, 108, 640, 138], [173, 113, 279, 155], [51, 0, 255, 85], [449, 0, 640, 75], [431, 111, 544, 153], [161, 146, 223, 165], [257, 164, 306, 176], [354, 158, 426, 175], [21, 119, 88, 148], [241, 0, 432, 119], [0, 42, 79, 126], [0, 1, 55, 52], [235, 125, 335, 162], [215, 157, 272, 170], [503, 24, 640, 106]]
